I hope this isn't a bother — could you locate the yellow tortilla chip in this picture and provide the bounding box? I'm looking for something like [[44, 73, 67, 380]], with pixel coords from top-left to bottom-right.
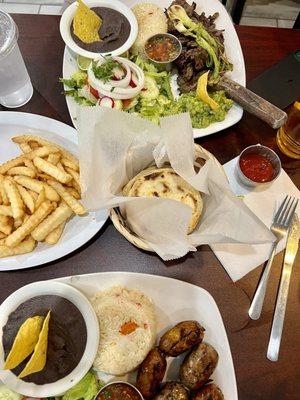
[[4, 316, 44, 370], [73, 0, 102, 44], [18, 311, 51, 379]]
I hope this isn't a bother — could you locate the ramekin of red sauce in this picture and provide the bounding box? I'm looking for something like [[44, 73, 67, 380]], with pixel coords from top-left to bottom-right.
[[237, 144, 281, 187]]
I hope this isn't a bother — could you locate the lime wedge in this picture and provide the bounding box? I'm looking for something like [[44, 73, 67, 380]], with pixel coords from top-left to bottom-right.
[[77, 55, 92, 71]]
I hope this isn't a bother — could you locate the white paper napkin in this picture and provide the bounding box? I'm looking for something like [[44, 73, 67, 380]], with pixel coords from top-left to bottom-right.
[[211, 156, 300, 282]]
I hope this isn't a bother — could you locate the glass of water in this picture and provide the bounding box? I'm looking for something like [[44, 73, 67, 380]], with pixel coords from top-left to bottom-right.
[[0, 11, 33, 108]]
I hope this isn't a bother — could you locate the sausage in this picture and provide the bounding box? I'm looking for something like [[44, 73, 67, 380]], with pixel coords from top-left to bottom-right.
[[193, 383, 224, 400], [179, 342, 218, 390], [136, 348, 167, 399], [153, 382, 189, 400], [159, 321, 205, 356]]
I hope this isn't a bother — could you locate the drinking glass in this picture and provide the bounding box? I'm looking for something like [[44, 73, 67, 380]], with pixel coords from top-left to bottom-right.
[[276, 100, 300, 159], [0, 11, 33, 108]]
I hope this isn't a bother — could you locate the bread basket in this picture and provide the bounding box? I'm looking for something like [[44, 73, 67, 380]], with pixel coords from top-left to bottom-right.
[[110, 144, 224, 252]]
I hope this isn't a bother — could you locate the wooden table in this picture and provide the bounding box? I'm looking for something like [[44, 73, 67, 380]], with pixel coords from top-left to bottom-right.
[[1, 15, 300, 400]]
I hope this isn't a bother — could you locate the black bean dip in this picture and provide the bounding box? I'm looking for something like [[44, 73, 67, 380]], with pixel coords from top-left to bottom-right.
[[2, 295, 87, 384], [71, 7, 131, 53]]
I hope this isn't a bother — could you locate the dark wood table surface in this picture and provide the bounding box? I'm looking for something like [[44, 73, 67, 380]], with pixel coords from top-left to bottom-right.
[[1, 15, 300, 400]]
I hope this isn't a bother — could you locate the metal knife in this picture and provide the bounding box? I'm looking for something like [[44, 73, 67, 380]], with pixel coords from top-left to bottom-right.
[[267, 214, 299, 362]]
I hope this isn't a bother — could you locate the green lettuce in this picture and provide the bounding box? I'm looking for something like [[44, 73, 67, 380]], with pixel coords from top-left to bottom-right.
[[62, 372, 102, 400]]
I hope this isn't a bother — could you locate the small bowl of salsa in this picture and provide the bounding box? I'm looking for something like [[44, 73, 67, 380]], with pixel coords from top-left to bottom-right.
[[237, 144, 281, 187], [96, 381, 143, 400], [145, 33, 182, 68]]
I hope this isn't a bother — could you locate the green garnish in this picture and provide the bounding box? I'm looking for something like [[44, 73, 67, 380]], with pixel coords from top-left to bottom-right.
[[92, 57, 120, 82]]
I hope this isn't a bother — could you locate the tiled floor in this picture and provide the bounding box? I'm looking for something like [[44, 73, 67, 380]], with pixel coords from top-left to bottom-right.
[[0, 0, 299, 27]]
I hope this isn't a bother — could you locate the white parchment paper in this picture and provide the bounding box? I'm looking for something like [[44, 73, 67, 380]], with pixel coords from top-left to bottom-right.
[[77, 107, 274, 260]]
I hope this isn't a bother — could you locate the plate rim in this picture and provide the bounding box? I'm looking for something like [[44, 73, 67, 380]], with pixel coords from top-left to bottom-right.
[[62, 0, 246, 139], [0, 111, 108, 272], [55, 270, 238, 399]]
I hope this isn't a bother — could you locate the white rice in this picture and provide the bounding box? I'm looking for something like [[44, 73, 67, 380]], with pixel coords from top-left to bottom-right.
[[131, 3, 168, 55], [91, 285, 156, 375]]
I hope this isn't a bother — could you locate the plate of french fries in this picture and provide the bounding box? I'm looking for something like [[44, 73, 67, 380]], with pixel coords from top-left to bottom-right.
[[0, 112, 108, 271]]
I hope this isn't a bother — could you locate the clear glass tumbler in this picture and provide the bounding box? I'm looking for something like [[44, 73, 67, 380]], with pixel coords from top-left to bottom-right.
[[0, 11, 33, 108]]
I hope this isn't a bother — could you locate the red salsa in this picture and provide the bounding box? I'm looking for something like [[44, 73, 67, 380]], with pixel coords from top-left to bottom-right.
[[239, 154, 274, 183], [145, 35, 181, 62], [97, 383, 141, 400]]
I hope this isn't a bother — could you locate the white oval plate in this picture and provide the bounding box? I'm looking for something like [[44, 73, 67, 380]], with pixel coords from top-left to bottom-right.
[[0, 112, 108, 271], [56, 271, 238, 400], [0, 281, 100, 397], [62, 0, 245, 139]]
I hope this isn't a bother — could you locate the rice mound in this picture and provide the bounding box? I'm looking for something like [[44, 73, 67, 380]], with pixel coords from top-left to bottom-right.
[[131, 3, 168, 55], [91, 285, 157, 375]]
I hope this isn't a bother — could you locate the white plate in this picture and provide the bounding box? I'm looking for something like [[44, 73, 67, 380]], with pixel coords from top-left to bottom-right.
[[56, 271, 238, 399], [0, 112, 108, 271], [0, 281, 100, 397], [62, 0, 245, 139]]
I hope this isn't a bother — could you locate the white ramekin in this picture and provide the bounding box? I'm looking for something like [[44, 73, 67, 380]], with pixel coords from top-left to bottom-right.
[[60, 0, 138, 59]]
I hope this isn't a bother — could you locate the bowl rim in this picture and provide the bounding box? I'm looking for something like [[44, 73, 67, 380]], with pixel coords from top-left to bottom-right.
[[95, 380, 144, 400], [0, 281, 100, 397], [237, 144, 282, 186], [59, 0, 138, 58]]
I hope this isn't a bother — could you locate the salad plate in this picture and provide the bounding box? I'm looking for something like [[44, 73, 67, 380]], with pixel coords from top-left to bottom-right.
[[62, 0, 246, 139], [0, 112, 108, 271]]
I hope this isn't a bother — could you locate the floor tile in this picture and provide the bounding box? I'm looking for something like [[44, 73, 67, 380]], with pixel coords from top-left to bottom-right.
[[0, 2, 39, 13], [240, 16, 278, 27], [277, 18, 295, 27], [243, 1, 299, 20], [4, 0, 63, 4], [39, 4, 61, 14]]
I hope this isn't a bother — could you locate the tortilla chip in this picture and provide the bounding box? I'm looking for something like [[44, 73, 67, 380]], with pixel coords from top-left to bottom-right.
[[18, 311, 51, 379], [73, 0, 101, 44], [4, 316, 44, 370]]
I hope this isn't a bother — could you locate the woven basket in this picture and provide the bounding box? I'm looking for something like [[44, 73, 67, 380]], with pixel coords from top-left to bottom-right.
[[110, 144, 224, 252]]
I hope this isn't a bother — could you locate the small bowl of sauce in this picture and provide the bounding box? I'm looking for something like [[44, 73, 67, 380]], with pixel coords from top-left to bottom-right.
[[145, 33, 182, 68], [96, 381, 143, 400], [237, 144, 281, 187]]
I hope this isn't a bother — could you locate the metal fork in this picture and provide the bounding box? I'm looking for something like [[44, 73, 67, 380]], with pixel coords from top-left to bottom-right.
[[248, 195, 299, 320]]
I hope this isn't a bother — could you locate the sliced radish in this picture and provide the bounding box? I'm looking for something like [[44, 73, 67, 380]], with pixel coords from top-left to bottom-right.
[[99, 96, 115, 108], [89, 85, 99, 99]]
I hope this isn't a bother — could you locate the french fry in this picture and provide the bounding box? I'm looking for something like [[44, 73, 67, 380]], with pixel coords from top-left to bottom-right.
[[0, 175, 9, 205], [7, 166, 36, 178], [14, 218, 23, 229], [0, 215, 13, 235], [3, 179, 24, 219], [66, 187, 81, 200], [0, 157, 24, 174], [23, 158, 37, 174], [47, 180, 86, 215], [56, 162, 65, 172], [0, 205, 13, 217], [44, 221, 66, 245], [51, 201, 58, 209], [33, 157, 72, 184], [0, 236, 36, 258], [0, 231, 6, 239], [32, 203, 72, 241], [0, 238, 6, 245], [35, 188, 45, 210], [37, 173, 53, 181], [5, 201, 53, 247], [13, 176, 60, 202], [29, 141, 40, 149], [28, 190, 38, 201], [12, 136, 79, 170], [19, 142, 32, 153], [61, 157, 79, 172], [47, 153, 61, 165], [16, 184, 35, 214], [65, 167, 80, 188]]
